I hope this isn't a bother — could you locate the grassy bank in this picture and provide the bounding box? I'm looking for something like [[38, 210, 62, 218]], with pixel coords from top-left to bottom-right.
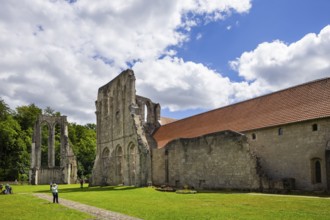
[[2, 184, 330, 219], [0, 185, 93, 220]]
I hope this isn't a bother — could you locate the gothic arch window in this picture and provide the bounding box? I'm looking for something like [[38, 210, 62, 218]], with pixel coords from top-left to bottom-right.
[[165, 149, 169, 183], [144, 104, 148, 122], [40, 121, 51, 167], [278, 128, 283, 136], [53, 122, 62, 167], [102, 147, 110, 158], [101, 147, 110, 182], [311, 158, 322, 184]]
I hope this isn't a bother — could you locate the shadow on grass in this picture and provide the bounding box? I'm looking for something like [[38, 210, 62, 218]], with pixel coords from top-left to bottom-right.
[[34, 185, 138, 194], [32, 185, 330, 198]]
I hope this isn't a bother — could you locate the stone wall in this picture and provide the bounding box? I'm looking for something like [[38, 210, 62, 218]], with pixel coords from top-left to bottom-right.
[[245, 118, 330, 191], [90, 69, 160, 186], [91, 69, 330, 191], [152, 130, 262, 190]]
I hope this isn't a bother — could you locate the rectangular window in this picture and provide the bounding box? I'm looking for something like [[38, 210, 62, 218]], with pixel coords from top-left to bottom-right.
[[312, 124, 318, 131]]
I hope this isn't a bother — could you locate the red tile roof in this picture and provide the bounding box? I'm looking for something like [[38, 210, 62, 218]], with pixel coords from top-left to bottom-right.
[[160, 117, 177, 125], [153, 78, 330, 148]]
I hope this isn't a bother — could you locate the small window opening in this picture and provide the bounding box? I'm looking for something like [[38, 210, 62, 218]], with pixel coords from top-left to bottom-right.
[[315, 161, 321, 183], [144, 104, 148, 122], [311, 158, 322, 184], [312, 124, 318, 131], [252, 133, 256, 140], [278, 128, 283, 136]]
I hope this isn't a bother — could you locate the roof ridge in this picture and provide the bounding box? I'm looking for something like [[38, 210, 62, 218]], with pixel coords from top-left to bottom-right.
[[161, 77, 330, 126]]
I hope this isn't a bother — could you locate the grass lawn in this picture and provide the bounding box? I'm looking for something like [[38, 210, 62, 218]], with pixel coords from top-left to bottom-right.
[[0, 186, 94, 220], [2, 184, 330, 220]]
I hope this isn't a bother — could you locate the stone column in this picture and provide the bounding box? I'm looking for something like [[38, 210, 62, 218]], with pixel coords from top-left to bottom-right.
[[35, 124, 41, 168], [48, 124, 55, 168]]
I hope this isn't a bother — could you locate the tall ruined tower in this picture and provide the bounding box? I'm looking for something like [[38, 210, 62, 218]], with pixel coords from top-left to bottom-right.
[[90, 69, 160, 186]]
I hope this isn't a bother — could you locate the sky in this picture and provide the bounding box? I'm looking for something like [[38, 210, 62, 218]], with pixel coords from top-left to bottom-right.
[[0, 0, 330, 124]]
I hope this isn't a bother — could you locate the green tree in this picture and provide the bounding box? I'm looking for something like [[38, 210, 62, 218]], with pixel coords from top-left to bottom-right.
[[14, 104, 42, 175], [44, 106, 61, 116], [15, 104, 42, 131], [0, 114, 27, 180], [69, 123, 96, 178], [0, 99, 97, 181], [0, 98, 12, 120]]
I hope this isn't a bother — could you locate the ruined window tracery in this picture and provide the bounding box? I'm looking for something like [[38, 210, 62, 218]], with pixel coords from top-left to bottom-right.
[[30, 115, 77, 185]]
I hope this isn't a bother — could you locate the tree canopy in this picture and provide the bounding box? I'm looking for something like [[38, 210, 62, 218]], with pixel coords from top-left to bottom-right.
[[0, 98, 96, 181]]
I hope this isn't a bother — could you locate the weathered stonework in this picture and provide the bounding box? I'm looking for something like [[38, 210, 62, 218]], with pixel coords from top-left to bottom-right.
[[90, 69, 160, 186], [91, 70, 330, 192], [245, 118, 330, 191], [30, 115, 77, 185], [152, 130, 263, 190]]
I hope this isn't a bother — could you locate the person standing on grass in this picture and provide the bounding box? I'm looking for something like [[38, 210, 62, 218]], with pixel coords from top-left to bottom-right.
[[80, 178, 84, 188], [51, 183, 59, 203]]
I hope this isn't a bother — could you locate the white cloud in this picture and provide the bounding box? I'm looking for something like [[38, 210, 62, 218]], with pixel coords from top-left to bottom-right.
[[196, 33, 203, 40], [133, 56, 234, 111], [0, 0, 252, 124], [230, 25, 330, 91], [1, 0, 329, 125]]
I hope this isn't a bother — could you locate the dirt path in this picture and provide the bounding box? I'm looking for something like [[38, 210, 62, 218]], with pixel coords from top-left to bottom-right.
[[33, 193, 142, 220]]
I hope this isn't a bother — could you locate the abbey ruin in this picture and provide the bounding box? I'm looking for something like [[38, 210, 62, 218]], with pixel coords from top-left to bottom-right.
[[30, 115, 77, 185], [90, 69, 330, 191]]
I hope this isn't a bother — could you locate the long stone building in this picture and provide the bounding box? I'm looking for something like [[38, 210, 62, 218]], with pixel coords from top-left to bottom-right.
[[90, 69, 330, 192]]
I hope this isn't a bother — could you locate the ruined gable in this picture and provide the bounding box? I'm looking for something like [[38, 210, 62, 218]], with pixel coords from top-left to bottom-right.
[[90, 69, 160, 186]]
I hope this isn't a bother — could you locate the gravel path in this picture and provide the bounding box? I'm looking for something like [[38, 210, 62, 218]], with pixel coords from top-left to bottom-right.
[[33, 193, 142, 220]]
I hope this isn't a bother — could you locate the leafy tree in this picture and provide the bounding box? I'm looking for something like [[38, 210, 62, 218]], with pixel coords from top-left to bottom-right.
[[69, 123, 96, 178], [0, 115, 26, 180], [14, 104, 42, 175], [44, 106, 55, 116], [44, 106, 61, 116], [0, 98, 12, 120], [15, 104, 42, 131], [0, 99, 97, 181]]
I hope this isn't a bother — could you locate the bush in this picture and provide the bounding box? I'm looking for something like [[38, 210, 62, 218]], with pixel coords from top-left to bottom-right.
[[18, 173, 28, 184]]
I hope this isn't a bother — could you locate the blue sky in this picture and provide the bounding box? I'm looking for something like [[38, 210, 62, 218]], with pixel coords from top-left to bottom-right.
[[162, 0, 330, 119], [0, 0, 329, 124], [179, 0, 330, 78]]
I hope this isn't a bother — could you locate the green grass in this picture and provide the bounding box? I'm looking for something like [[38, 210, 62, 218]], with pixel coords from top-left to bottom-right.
[[2, 184, 330, 220], [0, 187, 94, 220]]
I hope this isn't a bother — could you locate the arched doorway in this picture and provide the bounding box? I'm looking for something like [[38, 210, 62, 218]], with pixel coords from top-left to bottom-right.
[[40, 121, 50, 167]]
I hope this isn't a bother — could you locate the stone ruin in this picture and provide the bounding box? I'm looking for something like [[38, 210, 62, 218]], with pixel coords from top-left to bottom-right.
[[29, 115, 77, 185]]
